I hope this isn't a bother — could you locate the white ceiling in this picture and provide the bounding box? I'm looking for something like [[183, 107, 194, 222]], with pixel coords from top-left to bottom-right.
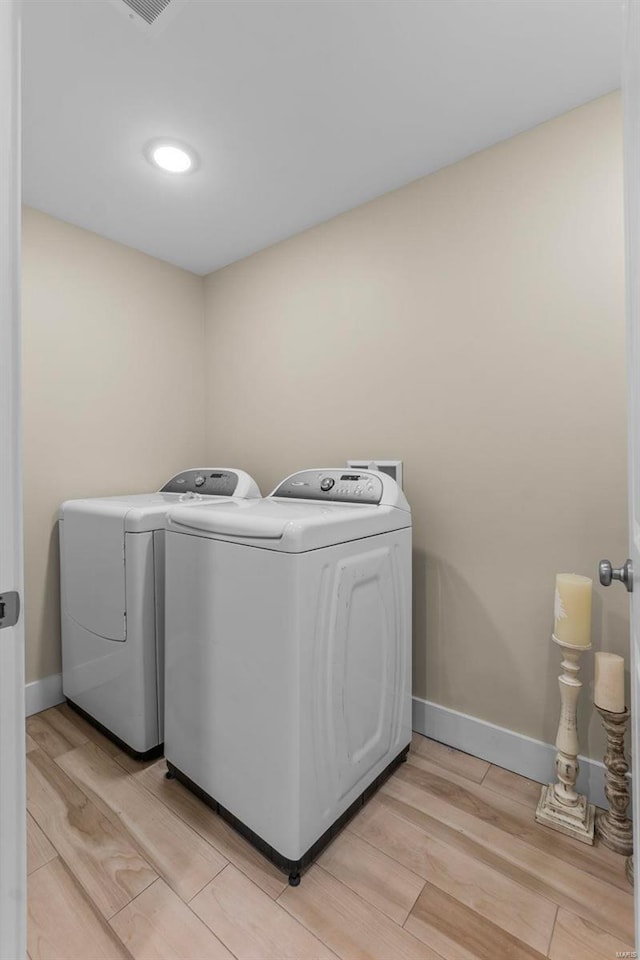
[[22, 0, 622, 276]]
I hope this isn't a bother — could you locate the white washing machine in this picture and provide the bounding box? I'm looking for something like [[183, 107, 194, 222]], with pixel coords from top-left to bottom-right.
[[163, 468, 412, 883], [59, 468, 261, 759]]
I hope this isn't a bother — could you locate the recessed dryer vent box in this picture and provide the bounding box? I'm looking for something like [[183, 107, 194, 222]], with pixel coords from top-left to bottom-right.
[[347, 460, 403, 489], [110, 0, 188, 36]]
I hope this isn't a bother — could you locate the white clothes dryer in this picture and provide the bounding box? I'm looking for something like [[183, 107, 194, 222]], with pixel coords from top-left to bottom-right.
[[59, 468, 261, 759], [163, 468, 412, 883]]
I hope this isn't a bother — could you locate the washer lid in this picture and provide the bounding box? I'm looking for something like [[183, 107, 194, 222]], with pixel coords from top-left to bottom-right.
[[121, 493, 248, 533], [166, 497, 411, 552]]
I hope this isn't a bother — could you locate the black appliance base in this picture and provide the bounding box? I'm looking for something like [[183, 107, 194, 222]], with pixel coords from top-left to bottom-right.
[[66, 699, 164, 762]]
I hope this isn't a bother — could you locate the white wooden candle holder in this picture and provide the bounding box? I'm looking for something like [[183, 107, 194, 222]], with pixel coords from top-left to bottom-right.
[[535, 634, 595, 844], [594, 705, 633, 856]]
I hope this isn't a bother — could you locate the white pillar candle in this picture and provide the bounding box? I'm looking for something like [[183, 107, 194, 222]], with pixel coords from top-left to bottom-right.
[[553, 573, 592, 647], [594, 652, 625, 713]]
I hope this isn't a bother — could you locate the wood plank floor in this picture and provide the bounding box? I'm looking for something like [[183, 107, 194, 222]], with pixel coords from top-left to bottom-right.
[[27, 707, 634, 960]]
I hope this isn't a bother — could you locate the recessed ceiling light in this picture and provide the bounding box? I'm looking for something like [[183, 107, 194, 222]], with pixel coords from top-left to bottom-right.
[[145, 139, 198, 174]]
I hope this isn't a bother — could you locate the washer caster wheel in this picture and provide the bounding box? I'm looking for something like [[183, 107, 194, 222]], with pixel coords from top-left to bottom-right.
[[165, 769, 175, 781], [288, 872, 301, 887]]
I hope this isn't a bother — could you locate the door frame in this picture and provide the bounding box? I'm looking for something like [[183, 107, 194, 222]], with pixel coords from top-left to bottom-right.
[[0, 1, 26, 958], [624, 0, 640, 940]]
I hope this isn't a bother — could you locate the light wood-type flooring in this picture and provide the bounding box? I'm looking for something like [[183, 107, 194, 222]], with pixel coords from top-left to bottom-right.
[[26, 704, 634, 960]]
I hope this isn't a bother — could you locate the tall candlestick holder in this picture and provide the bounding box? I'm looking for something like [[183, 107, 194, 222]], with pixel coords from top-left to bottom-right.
[[535, 635, 595, 844], [594, 705, 633, 856]]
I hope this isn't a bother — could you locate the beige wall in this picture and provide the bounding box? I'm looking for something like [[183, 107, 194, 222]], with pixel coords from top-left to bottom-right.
[[202, 93, 628, 760], [22, 207, 206, 683]]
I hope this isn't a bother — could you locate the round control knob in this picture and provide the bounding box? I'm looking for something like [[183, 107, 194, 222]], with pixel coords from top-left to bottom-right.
[[194, 475, 206, 487], [320, 477, 335, 491]]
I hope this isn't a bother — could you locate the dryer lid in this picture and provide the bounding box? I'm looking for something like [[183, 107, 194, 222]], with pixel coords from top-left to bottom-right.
[[58, 468, 261, 531]]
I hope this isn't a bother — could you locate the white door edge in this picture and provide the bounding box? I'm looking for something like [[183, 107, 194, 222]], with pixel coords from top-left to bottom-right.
[[0, 2, 25, 958], [623, 0, 640, 942]]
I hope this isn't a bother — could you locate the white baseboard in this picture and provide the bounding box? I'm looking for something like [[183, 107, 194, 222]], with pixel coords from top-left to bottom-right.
[[25, 673, 64, 717], [20, 680, 618, 812], [412, 695, 614, 813]]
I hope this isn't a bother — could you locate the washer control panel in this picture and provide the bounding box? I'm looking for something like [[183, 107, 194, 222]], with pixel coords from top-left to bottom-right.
[[161, 469, 239, 497], [272, 470, 383, 504]]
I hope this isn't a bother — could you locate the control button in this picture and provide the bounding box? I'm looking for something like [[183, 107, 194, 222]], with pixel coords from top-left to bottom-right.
[[320, 477, 335, 492], [194, 475, 206, 487]]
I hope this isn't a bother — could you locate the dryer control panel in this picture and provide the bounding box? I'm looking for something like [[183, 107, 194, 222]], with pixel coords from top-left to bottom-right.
[[272, 470, 383, 505], [161, 469, 239, 497]]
